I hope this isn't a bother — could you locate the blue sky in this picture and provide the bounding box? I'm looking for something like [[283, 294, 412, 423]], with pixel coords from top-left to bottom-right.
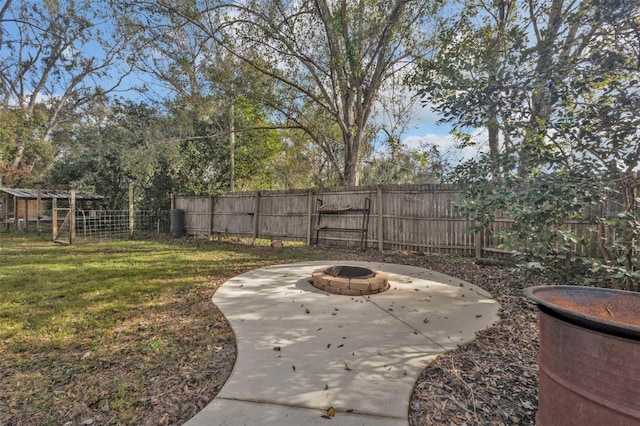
[[377, 97, 483, 165]]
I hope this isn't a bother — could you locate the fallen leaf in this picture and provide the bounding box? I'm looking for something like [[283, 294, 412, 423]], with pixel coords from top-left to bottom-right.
[[344, 362, 352, 371], [522, 401, 534, 410], [326, 406, 335, 418]]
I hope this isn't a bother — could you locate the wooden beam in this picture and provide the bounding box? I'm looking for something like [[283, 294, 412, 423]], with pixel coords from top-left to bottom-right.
[[37, 185, 42, 234], [24, 198, 29, 230], [208, 195, 213, 237], [252, 192, 260, 242], [377, 187, 383, 252], [51, 198, 57, 241], [69, 190, 76, 245], [129, 183, 134, 238], [306, 190, 313, 246]]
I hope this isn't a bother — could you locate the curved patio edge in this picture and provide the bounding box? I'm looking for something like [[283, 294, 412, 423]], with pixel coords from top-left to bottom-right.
[[185, 261, 500, 426]]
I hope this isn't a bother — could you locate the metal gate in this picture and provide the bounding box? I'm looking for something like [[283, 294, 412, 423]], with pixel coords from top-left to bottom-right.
[[52, 192, 76, 245]]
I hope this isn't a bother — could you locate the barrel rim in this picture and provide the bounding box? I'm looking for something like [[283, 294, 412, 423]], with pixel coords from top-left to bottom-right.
[[525, 285, 640, 340]]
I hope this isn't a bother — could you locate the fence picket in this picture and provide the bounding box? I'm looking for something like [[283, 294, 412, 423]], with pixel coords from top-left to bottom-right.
[[175, 184, 602, 258]]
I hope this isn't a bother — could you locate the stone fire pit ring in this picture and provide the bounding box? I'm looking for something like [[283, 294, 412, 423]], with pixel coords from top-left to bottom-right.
[[311, 265, 390, 296]]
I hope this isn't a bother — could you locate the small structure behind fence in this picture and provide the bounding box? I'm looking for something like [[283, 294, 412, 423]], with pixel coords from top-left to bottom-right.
[[2, 186, 170, 243]]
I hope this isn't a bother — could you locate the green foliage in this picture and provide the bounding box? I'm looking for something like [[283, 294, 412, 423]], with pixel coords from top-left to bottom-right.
[[163, 0, 445, 185], [47, 100, 166, 209], [46, 91, 284, 208], [360, 141, 450, 185], [0, 107, 52, 186], [588, 211, 640, 290], [0, 0, 141, 180], [453, 154, 601, 280], [424, 0, 640, 288]]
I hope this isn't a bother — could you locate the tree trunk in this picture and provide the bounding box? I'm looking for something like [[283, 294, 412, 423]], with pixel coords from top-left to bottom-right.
[[519, 0, 565, 175], [341, 134, 360, 186], [596, 202, 613, 262], [341, 124, 366, 186]]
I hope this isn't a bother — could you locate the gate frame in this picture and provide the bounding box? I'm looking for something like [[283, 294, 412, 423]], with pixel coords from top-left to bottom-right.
[[52, 190, 76, 245]]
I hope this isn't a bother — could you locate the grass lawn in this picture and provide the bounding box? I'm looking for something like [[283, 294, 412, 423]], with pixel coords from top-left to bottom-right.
[[0, 232, 326, 425]]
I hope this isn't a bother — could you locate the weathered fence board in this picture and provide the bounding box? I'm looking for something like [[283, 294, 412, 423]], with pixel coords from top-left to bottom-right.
[[174, 184, 601, 258], [174, 196, 210, 236]]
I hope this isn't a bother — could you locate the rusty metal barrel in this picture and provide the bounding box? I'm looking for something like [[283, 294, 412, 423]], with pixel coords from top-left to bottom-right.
[[525, 286, 640, 426]]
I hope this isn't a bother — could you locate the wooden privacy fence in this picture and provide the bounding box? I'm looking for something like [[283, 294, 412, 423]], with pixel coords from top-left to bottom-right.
[[173, 184, 601, 257], [174, 184, 483, 256]]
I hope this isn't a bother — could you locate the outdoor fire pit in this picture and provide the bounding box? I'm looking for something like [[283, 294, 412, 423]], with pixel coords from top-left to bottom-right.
[[311, 265, 389, 296], [525, 285, 640, 425]]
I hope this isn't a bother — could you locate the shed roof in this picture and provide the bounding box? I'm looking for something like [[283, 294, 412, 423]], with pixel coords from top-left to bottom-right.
[[0, 188, 104, 201]]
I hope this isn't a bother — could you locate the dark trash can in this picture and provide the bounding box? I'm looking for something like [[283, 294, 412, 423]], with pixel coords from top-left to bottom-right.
[[170, 209, 185, 238]]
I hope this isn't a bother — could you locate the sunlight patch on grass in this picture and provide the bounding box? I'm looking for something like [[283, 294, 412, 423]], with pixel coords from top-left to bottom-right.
[[0, 232, 332, 424]]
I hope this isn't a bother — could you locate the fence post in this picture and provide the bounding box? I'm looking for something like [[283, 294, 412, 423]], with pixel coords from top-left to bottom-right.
[[252, 191, 260, 243], [12, 196, 17, 230], [377, 186, 384, 252], [36, 185, 41, 235], [24, 197, 29, 231], [129, 183, 134, 238], [52, 198, 57, 241], [69, 190, 76, 245], [208, 195, 213, 237], [307, 190, 314, 246]]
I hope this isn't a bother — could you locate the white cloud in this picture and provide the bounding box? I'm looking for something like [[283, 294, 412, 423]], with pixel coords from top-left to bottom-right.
[[400, 129, 488, 165], [409, 103, 445, 128]]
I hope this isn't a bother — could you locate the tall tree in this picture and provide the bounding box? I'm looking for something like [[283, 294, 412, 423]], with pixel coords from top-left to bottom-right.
[[416, 0, 640, 287], [159, 0, 443, 186], [0, 0, 138, 183], [132, 15, 282, 192], [47, 99, 171, 209]]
